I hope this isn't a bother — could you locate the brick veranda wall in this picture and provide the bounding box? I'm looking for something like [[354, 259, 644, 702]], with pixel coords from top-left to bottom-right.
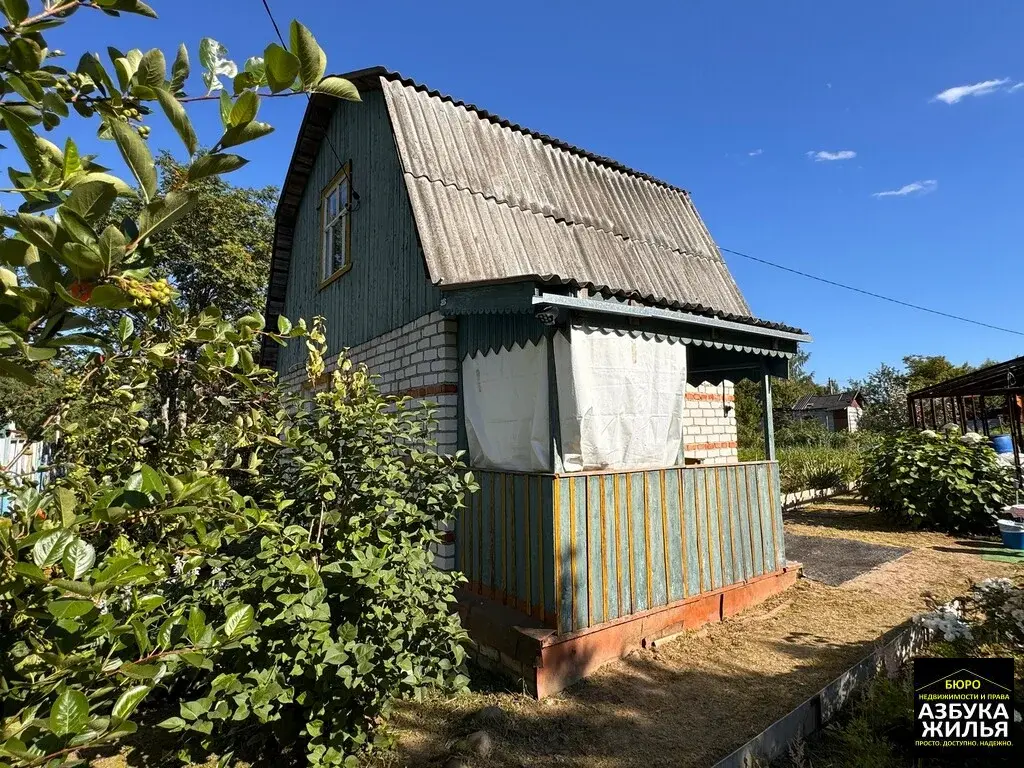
[[279, 311, 459, 570], [684, 381, 738, 464]]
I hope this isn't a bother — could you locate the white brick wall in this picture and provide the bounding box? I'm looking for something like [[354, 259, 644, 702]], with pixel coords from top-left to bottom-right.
[[279, 311, 460, 570], [683, 381, 738, 465]]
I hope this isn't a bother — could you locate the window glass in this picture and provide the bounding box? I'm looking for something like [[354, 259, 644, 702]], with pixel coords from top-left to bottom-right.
[[320, 163, 352, 283]]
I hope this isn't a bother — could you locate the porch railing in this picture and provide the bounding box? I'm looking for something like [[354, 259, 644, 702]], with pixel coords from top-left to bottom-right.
[[457, 462, 784, 634]]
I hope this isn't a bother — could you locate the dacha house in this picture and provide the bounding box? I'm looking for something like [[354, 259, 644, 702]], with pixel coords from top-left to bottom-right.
[[262, 67, 810, 695]]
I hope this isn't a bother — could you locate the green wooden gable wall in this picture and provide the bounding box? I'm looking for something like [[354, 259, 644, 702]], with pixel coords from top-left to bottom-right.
[[276, 90, 440, 374]]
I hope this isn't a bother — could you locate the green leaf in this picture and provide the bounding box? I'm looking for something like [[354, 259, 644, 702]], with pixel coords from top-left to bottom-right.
[[229, 90, 258, 127], [0, 359, 37, 384], [32, 529, 75, 567], [218, 120, 274, 150], [313, 76, 361, 102], [264, 43, 299, 94], [50, 689, 89, 736], [62, 138, 82, 179], [64, 172, 136, 198], [0, 239, 37, 268], [47, 598, 94, 619], [154, 88, 198, 155], [187, 607, 207, 646], [112, 685, 151, 723], [222, 603, 254, 638], [136, 48, 166, 87], [187, 153, 248, 182], [105, 118, 157, 203], [289, 20, 327, 88], [64, 181, 118, 224], [218, 90, 233, 129], [57, 204, 98, 244], [117, 315, 135, 343], [98, 225, 128, 272], [11, 38, 44, 72], [62, 539, 96, 580], [59, 243, 104, 279], [134, 190, 198, 244], [0, 106, 47, 179], [158, 716, 187, 731], [56, 487, 77, 528], [277, 315, 292, 334], [244, 56, 266, 86], [3, 0, 29, 24], [169, 44, 190, 92], [119, 662, 163, 680], [88, 283, 133, 309]]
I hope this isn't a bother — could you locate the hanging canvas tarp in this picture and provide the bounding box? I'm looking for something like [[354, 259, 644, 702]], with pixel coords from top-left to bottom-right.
[[462, 339, 551, 471], [555, 327, 687, 472]]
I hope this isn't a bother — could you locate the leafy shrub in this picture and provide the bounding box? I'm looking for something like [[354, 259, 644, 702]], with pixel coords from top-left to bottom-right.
[[778, 447, 861, 494], [1, 315, 473, 767], [860, 430, 1013, 533]]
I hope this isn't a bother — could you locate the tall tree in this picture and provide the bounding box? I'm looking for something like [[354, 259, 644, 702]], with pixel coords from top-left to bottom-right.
[[109, 152, 276, 319], [735, 347, 823, 450]]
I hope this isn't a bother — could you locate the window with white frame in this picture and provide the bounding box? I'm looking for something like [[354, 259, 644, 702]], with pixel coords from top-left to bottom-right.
[[320, 161, 352, 285]]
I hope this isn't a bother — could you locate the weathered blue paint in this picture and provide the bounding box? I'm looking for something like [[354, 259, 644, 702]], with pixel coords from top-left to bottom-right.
[[602, 476, 619, 620], [682, 468, 702, 597], [745, 468, 766, 576], [628, 473, 649, 614], [571, 476, 589, 631], [277, 92, 440, 374], [615, 473, 632, 616], [462, 463, 783, 635], [647, 473, 669, 608], [586, 476, 605, 627], [664, 469, 685, 602], [557, 476, 574, 632]]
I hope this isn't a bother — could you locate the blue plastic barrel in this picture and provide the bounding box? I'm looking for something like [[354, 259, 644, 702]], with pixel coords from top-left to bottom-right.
[[992, 434, 1014, 454]]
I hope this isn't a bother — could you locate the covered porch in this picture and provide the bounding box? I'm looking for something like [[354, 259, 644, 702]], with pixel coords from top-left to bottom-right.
[[447, 286, 810, 695]]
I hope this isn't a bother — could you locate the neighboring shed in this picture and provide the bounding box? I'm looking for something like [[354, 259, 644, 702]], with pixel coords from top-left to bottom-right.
[[262, 67, 811, 695], [791, 391, 863, 432]]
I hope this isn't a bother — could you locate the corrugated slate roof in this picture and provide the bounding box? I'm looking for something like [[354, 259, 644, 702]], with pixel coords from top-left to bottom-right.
[[261, 67, 806, 367], [381, 76, 753, 319], [792, 392, 861, 411]]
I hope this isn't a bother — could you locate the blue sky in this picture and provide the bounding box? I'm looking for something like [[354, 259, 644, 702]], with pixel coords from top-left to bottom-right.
[[44, 0, 1024, 384]]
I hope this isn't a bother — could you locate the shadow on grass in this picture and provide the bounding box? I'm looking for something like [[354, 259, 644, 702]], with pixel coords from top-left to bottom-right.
[[391, 630, 887, 768]]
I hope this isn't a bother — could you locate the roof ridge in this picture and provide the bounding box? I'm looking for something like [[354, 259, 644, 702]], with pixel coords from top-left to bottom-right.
[[345, 67, 693, 197], [402, 171, 726, 266]]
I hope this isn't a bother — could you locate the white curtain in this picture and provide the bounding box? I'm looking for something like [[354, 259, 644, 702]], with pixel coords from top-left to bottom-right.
[[554, 327, 687, 472], [462, 339, 551, 471]]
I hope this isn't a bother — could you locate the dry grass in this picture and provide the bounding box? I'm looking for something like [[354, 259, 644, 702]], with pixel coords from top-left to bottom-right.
[[383, 496, 1023, 768]]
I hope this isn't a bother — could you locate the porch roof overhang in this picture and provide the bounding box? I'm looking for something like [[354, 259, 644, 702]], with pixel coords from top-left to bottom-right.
[[441, 284, 810, 384]]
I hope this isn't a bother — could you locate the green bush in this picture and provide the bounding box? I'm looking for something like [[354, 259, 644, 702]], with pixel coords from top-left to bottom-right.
[[859, 430, 1014, 534], [1, 315, 473, 767], [777, 447, 861, 494]]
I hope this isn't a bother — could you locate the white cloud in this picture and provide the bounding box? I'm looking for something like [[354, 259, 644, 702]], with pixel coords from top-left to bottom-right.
[[872, 179, 938, 198], [933, 78, 1010, 104], [808, 150, 856, 162], [1011, 82, 1024, 92], [748, 149, 763, 156]]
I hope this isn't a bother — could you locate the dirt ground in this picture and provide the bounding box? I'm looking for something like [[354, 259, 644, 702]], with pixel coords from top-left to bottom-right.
[[384, 495, 1024, 768]]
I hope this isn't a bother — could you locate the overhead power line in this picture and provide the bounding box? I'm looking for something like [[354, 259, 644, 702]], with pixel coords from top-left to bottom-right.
[[258, 0, 347, 171], [719, 246, 1024, 338]]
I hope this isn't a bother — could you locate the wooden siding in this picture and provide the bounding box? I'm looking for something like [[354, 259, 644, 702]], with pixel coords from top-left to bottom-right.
[[458, 463, 784, 635], [458, 470, 557, 626], [276, 91, 440, 374]]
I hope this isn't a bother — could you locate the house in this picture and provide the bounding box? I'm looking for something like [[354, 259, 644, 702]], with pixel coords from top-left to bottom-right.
[[262, 67, 811, 695], [791, 391, 863, 432]]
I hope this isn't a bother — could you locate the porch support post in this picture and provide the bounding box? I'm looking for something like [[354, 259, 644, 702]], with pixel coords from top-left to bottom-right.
[[761, 363, 776, 462], [546, 327, 564, 473]]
